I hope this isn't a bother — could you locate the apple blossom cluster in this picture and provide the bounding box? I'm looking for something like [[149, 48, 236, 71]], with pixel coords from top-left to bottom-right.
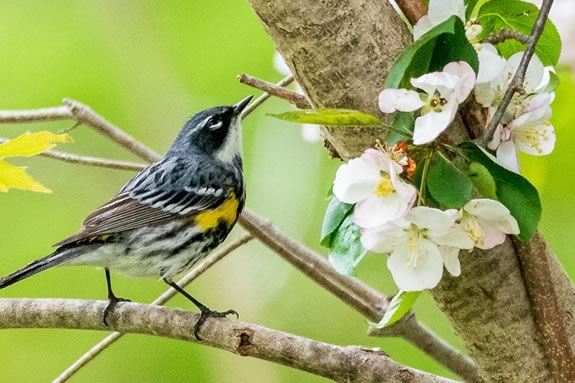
[[380, 0, 556, 173], [332, 148, 519, 291]]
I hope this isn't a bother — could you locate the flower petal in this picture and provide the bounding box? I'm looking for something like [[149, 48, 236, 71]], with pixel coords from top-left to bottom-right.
[[475, 223, 507, 249], [476, 43, 506, 84], [496, 141, 520, 172], [354, 193, 409, 228], [378, 89, 425, 113], [412, 99, 457, 145], [411, 71, 459, 96], [443, 61, 476, 102], [505, 52, 545, 94], [407, 206, 454, 232], [360, 224, 404, 253], [433, 225, 475, 249], [464, 198, 511, 220], [387, 238, 444, 291], [333, 157, 378, 203], [514, 123, 556, 156], [440, 246, 461, 276], [362, 148, 403, 174], [428, 0, 465, 25], [413, 15, 433, 40]]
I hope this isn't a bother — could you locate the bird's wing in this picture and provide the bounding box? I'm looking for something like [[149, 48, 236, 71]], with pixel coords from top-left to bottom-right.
[[56, 157, 237, 247]]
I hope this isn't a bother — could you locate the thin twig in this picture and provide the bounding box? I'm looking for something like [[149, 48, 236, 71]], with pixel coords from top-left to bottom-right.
[[480, 0, 555, 146], [513, 234, 575, 383], [238, 73, 310, 109], [63, 98, 162, 163], [0, 137, 147, 171], [0, 106, 72, 123], [241, 75, 294, 119], [395, 0, 428, 25], [53, 233, 254, 383], [485, 29, 529, 45], [0, 299, 457, 383]]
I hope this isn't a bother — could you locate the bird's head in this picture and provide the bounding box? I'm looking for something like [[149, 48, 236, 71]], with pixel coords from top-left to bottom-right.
[[169, 95, 252, 164]]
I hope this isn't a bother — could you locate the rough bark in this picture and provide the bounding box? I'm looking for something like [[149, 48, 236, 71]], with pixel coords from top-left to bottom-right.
[[0, 299, 457, 383], [247, 0, 575, 381]]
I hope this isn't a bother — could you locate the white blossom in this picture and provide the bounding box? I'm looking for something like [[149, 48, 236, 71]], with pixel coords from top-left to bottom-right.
[[379, 61, 476, 145], [456, 199, 520, 249], [413, 0, 466, 40], [362, 207, 474, 291], [333, 149, 416, 229]]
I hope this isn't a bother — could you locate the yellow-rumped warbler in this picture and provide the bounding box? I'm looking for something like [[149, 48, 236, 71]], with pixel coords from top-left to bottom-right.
[[0, 95, 252, 338]]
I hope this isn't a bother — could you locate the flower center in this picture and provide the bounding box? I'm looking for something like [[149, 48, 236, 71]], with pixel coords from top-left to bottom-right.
[[514, 123, 551, 153], [373, 174, 395, 198], [406, 225, 423, 270], [461, 213, 484, 246], [427, 92, 448, 112]]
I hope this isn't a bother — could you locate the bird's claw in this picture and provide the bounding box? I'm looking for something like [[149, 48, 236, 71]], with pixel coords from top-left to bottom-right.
[[194, 307, 239, 340], [103, 296, 131, 326]]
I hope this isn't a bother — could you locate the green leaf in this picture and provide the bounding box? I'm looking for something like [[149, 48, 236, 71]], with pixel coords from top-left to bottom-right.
[[372, 291, 421, 329], [269, 109, 381, 126], [427, 153, 473, 208], [385, 16, 479, 89], [465, 0, 479, 19], [460, 142, 541, 240], [388, 112, 415, 144], [328, 214, 366, 275], [543, 71, 560, 93], [477, 0, 561, 65], [321, 196, 354, 247], [467, 161, 497, 200]]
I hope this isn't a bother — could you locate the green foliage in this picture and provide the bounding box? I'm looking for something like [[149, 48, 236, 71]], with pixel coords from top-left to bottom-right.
[[385, 16, 479, 89], [388, 112, 414, 145], [465, 0, 479, 19], [427, 153, 473, 208], [269, 109, 381, 126], [327, 214, 366, 275], [371, 290, 421, 329], [467, 161, 498, 200], [544, 71, 560, 93], [460, 142, 541, 240], [477, 0, 561, 66], [321, 196, 354, 247]]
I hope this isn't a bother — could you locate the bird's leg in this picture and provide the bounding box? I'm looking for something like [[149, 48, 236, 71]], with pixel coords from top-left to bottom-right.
[[103, 268, 131, 326], [163, 277, 238, 340]]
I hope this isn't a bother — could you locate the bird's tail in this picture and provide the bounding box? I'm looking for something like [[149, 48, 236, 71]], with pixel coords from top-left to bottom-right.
[[0, 250, 76, 289]]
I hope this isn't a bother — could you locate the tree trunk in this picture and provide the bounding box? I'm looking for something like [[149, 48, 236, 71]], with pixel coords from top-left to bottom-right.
[[247, 0, 575, 381]]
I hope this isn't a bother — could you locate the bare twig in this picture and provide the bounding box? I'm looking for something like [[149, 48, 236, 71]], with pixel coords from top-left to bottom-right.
[[63, 98, 162, 163], [0, 106, 72, 123], [0, 299, 457, 383], [0, 137, 147, 171], [395, 0, 428, 25], [513, 234, 575, 383], [54, 233, 254, 383], [238, 73, 310, 109], [485, 29, 530, 45], [480, 0, 555, 146], [241, 75, 294, 119]]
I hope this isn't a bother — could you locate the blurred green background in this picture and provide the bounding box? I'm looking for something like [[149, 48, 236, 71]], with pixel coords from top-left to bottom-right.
[[0, 1, 573, 382]]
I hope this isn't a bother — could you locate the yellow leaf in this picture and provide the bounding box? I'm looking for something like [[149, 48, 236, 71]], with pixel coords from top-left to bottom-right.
[[0, 131, 72, 159], [0, 159, 51, 193]]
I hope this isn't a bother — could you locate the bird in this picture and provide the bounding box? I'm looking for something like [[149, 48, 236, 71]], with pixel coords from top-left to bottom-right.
[[0, 95, 252, 339]]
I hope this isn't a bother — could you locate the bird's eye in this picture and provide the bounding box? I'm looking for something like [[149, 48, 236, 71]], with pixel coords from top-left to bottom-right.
[[208, 120, 223, 130]]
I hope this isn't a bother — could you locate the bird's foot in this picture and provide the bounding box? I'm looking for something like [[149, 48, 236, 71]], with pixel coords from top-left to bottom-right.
[[194, 306, 239, 341], [103, 295, 131, 326]]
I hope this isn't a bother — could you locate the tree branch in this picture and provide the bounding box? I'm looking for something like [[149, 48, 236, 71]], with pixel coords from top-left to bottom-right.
[[238, 73, 310, 109], [54, 233, 254, 383], [0, 299, 457, 383], [0, 106, 72, 122], [395, 0, 428, 25], [0, 97, 478, 379], [485, 29, 530, 45], [480, 0, 555, 146], [513, 234, 575, 383], [241, 75, 294, 118]]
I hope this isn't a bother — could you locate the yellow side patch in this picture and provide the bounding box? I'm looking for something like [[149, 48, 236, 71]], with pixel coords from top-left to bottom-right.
[[194, 193, 239, 231]]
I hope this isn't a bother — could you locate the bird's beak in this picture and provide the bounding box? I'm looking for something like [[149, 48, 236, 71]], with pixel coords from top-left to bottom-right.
[[233, 95, 253, 116]]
